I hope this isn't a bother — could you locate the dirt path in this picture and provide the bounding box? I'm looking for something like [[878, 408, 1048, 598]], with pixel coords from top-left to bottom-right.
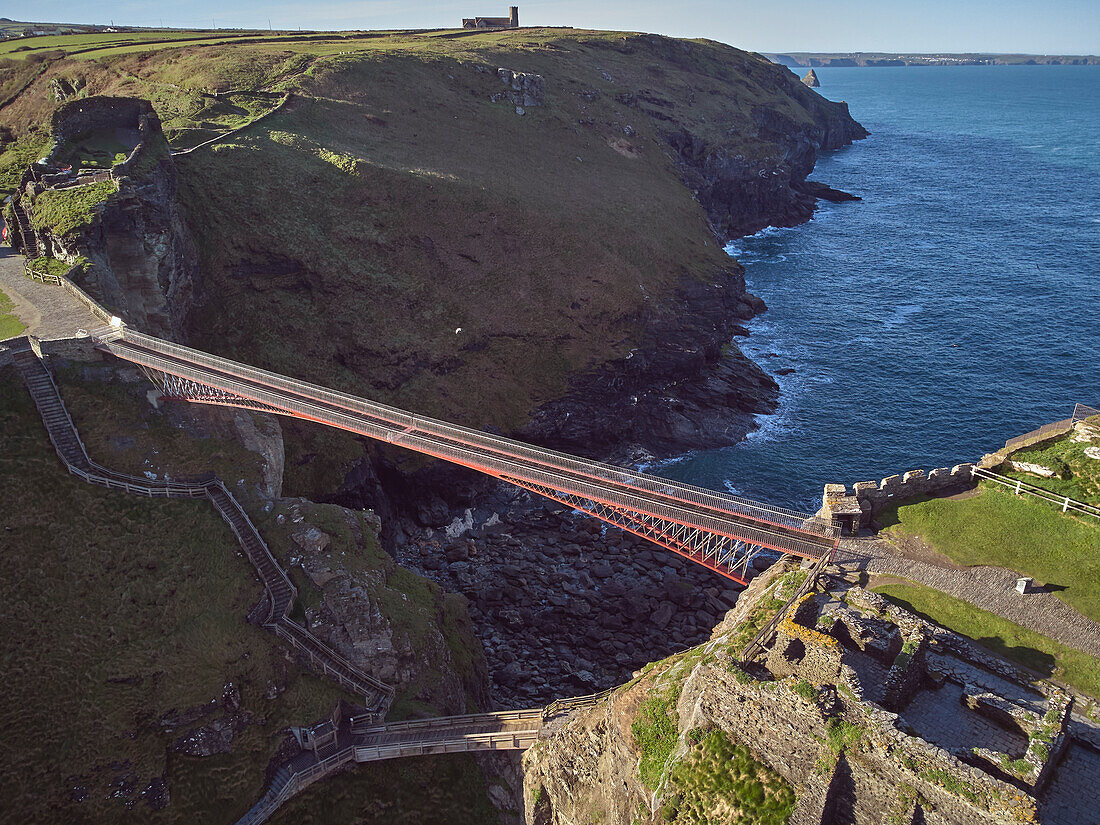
[[0, 246, 100, 341], [834, 537, 1100, 657]]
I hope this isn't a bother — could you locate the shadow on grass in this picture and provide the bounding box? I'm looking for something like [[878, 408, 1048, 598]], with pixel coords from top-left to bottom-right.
[[875, 494, 935, 530], [1035, 582, 1069, 594], [880, 593, 1057, 678]]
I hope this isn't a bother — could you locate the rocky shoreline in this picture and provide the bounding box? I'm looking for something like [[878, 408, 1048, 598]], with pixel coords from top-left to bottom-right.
[[394, 482, 758, 708]]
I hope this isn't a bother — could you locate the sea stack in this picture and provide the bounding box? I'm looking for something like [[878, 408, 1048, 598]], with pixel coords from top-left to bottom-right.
[[802, 68, 821, 87]]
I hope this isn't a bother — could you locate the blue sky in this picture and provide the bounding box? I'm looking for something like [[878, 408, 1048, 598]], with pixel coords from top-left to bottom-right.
[[17, 0, 1100, 53]]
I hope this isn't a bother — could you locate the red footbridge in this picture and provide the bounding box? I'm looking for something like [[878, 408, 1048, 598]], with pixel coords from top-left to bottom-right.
[[93, 326, 839, 584]]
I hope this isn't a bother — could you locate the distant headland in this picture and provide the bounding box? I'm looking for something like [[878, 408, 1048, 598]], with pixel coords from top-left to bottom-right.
[[768, 52, 1099, 67]]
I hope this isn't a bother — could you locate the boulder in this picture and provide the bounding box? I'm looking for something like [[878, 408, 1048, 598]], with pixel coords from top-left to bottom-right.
[[801, 69, 821, 87]]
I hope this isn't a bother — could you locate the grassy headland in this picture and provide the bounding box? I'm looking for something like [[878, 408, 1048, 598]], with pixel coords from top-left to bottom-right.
[[0, 27, 858, 495], [0, 364, 495, 822]]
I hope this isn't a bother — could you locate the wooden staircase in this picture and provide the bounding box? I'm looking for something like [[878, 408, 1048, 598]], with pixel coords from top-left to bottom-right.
[[11, 200, 40, 258]]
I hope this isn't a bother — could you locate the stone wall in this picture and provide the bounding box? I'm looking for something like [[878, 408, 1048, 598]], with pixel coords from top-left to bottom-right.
[[49, 96, 154, 146], [822, 462, 976, 527]]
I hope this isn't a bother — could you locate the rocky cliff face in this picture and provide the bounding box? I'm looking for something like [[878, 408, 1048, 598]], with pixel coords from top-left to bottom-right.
[[667, 94, 866, 239], [37, 99, 199, 339], [522, 561, 1082, 825], [73, 155, 199, 339]]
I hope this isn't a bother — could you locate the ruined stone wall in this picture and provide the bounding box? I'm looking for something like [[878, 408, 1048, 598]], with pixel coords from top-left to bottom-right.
[[823, 462, 976, 526], [49, 96, 152, 145]]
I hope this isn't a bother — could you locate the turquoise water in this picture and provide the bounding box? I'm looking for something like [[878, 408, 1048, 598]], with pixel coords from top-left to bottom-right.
[[662, 66, 1100, 511]]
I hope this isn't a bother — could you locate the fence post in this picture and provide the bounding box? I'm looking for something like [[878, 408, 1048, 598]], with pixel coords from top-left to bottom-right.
[[1064, 497, 1070, 513], [1015, 480, 1022, 495]]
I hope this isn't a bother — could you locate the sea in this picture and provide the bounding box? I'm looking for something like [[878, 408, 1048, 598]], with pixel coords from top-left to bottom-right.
[[659, 65, 1100, 512]]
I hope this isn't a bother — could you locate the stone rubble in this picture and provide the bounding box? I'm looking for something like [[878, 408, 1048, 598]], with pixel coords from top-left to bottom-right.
[[397, 485, 749, 708]]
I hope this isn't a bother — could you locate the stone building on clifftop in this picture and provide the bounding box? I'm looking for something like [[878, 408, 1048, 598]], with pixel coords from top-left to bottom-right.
[[462, 5, 519, 28]]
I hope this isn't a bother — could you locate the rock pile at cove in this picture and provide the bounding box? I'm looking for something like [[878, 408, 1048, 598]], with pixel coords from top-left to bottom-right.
[[397, 487, 756, 707]]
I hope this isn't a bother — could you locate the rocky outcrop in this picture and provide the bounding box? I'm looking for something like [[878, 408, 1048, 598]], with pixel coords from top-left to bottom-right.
[[802, 68, 821, 87], [396, 486, 750, 708], [520, 268, 779, 460], [493, 67, 546, 112], [521, 563, 1082, 825], [35, 98, 199, 339], [666, 95, 867, 239]]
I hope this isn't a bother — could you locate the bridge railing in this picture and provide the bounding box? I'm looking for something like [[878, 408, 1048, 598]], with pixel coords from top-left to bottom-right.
[[101, 337, 837, 559], [354, 730, 539, 762], [349, 708, 542, 735], [109, 329, 837, 540], [23, 261, 116, 326]]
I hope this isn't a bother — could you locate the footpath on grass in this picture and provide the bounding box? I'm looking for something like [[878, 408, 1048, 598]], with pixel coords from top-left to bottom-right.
[[842, 539, 1100, 659]]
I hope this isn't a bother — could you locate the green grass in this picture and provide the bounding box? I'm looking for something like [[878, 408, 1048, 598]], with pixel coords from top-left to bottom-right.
[[873, 583, 1100, 699], [0, 286, 26, 339], [660, 728, 796, 825], [267, 754, 499, 825], [729, 569, 808, 654], [1003, 432, 1100, 505], [879, 483, 1100, 622], [25, 255, 73, 277], [1, 363, 501, 822], [0, 129, 49, 198], [632, 690, 681, 790], [815, 718, 863, 774], [29, 179, 117, 235], [0, 366, 350, 822]]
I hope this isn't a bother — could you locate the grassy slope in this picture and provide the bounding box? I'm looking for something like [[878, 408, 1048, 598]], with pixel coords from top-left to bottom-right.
[[0, 286, 27, 338], [879, 483, 1100, 622], [0, 364, 496, 823], [873, 583, 1100, 699], [1002, 430, 1100, 505], [0, 29, 833, 492], [0, 366, 348, 823]]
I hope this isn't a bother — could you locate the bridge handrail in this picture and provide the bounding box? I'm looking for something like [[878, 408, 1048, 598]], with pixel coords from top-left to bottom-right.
[[972, 467, 1100, 520], [102, 339, 836, 560], [740, 554, 832, 664], [543, 686, 616, 718], [350, 708, 542, 734], [111, 329, 836, 539], [354, 730, 539, 761], [24, 262, 116, 325]]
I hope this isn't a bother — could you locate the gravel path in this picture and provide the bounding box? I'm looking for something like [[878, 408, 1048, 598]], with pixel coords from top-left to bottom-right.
[[835, 538, 1100, 657], [0, 246, 100, 341]]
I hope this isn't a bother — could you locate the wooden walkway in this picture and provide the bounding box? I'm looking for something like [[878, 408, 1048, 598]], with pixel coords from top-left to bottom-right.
[[10, 339, 392, 713]]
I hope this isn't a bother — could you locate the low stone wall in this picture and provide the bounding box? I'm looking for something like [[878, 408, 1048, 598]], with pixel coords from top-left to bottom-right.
[[767, 593, 842, 683], [49, 96, 152, 145], [822, 462, 976, 527], [882, 626, 929, 712]]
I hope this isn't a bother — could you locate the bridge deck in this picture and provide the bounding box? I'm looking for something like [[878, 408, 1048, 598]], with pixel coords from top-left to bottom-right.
[[100, 330, 837, 563]]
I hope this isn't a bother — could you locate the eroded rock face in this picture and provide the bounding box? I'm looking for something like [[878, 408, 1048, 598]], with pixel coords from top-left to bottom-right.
[[522, 563, 1070, 825], [396, 485, 745, 708], [44, 99, 199, 339], [272, 497, 491, 713], [802, 68, 821, 87], [519, 271, 779, 461]]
